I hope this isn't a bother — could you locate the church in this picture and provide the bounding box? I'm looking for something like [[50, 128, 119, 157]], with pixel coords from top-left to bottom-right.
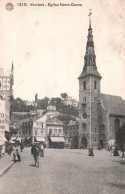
[[78, 11, 125, 149]]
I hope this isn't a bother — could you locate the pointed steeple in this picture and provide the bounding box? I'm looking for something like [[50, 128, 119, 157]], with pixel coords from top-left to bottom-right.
[[11, 61, 14, 71], [78, 10, 101, 79], [83, 9, 97, 71]]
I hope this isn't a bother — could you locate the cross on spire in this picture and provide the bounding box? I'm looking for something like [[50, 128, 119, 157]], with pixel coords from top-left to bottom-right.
[[88, 9, 92, 28], [88, 9, 92, 21]]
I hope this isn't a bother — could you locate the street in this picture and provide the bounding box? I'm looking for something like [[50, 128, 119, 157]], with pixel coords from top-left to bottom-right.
[[0, 148, 125, 194]]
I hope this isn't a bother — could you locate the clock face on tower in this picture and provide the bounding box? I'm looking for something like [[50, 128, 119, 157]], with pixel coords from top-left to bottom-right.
[[82, 113, 87, 119], [80, 103, 87, 120]]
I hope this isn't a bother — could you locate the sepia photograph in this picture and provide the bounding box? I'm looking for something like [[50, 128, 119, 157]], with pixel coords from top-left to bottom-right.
[[0, 0, 125, 193]]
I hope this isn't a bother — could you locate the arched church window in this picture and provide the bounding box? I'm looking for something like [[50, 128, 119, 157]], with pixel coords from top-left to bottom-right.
[[83, 81, 86, 90], [94, 80, 97, 89], [115, 119, 120, 133], [83, 97, 86, 103], [82, 123, 86, 132]]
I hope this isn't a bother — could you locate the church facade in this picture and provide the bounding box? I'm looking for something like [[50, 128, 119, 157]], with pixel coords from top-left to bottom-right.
[[78, 14, 125, 149]]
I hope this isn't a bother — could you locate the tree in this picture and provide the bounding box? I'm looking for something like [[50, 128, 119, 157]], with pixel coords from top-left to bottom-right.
[[60, 93, 68, 99], [37, 97, 50, 109], [11, 98, 26, 112], [49, 97, 64, 111], [10, 97, 37, 112], [64, 105, 79, 117], [57, 114, 76, 125]]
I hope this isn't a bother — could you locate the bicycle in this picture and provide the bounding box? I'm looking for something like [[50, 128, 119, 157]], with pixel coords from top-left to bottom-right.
[[34, 154, 39, 167]]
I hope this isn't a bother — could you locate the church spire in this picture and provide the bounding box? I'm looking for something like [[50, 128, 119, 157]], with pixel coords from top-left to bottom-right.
[[83, 9, 97, 71], [88, 9, 92, 29]]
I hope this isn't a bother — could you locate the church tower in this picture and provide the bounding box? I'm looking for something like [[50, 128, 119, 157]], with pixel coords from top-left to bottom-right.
[[78, 10, 102, 148]]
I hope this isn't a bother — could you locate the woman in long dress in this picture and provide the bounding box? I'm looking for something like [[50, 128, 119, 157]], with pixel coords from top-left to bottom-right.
[[88, 145, 94, 156]]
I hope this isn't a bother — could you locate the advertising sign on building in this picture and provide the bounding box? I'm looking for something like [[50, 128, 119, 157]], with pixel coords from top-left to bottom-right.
[[0, 98, 10, 135]]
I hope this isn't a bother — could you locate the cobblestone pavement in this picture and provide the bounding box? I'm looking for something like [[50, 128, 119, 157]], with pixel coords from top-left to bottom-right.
[[0, 148, 125, 194], [0, 154, 12, 171]]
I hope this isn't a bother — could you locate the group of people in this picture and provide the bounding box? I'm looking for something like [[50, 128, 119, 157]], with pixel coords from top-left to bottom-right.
[[88, 142, 125, 158], [110, 143, 119, 156], [108, 142, 125, 157], [1, 141, 44, 164], [9, 145, 21, 162]]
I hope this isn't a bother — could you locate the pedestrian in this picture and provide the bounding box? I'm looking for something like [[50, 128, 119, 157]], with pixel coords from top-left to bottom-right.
[[122, 144, 125, 158], [2, 145, 5, 155], [9, 145, 13, 161], [111, 145, 115, 156], [40, 143, 44, 157], [12, 145, 17, 162], [88, 144, 94, 156], [114, 143, 119, 156], [16, 148, 21, 161], [20, 143, 23, 152]]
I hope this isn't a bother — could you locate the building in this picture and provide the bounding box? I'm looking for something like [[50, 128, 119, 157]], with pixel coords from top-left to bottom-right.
[[63, 96, 79, 108], [12, 112, 32, 120], [64, 120, 79, 149], [47, 105, 56, 111], [47, 117, 64, 148], [18, 119, 33, 139], [46, 105, 59, 118], [32, 114, 47, 144], [10, 118, 33, 144], [78, 12, 125, 149], [0, 65, 13, 98], [0, 97, 10, 144], [24, 100, 37, 106], [32, 114, 65, 148], [0, 64, 14, 146]]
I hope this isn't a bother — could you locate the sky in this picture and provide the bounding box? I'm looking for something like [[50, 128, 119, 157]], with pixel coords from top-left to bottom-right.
[[0, 0, 125, 101]]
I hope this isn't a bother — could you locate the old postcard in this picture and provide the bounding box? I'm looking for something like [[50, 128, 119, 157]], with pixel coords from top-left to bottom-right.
[[0, 0, 125, 194]]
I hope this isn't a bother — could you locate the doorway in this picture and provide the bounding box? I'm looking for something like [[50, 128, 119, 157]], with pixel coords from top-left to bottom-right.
[[81, 137, 87, 148], [100, 140, 103, 149]]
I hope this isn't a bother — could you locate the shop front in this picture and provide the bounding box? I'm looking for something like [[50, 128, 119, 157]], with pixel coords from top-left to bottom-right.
[[49, 136, 65, 149]]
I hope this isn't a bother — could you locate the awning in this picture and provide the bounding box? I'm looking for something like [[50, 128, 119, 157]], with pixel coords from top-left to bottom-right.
[[16, 137, 21, 142], [25, 137, 31, 140], [11, 137, 16, 141], [50, 137, 65, 143], [35, 137, 45, 142], [9, 140, 15, 144]]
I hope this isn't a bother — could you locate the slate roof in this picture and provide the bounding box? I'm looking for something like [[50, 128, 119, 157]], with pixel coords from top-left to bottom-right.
[[78, 69, 102, 79], [11, 118, 33, 129], [101, 93, 125, 116], [67, 120, 79, 126], [46, 115, 63, 125]]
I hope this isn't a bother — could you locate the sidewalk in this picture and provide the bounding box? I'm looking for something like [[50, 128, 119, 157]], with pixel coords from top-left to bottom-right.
[[0, 153, 14, 177]]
